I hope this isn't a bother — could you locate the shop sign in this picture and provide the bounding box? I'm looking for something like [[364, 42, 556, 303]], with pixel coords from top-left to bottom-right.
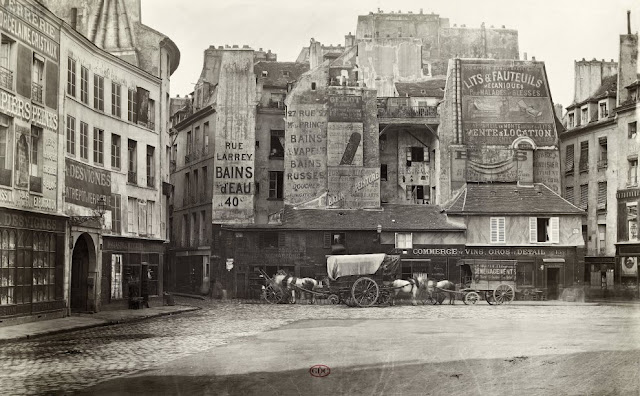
[[65, 158, 111, 208], [472, 261, 517, 281], [103, 238, 164, 253], [621, 257, 638, 277], [0, 207, 64, 232], [328, 95, 362, 122], [0, 0, 61, 61], [0, 91, 58, 132], [408, 246, 566, 257]]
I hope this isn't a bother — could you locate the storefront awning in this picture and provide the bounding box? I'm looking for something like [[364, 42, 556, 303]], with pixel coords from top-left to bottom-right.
[[543, 258, 565, 263]]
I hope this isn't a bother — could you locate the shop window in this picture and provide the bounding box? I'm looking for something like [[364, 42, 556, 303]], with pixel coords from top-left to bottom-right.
[[260, 232, 279, 248], [395, 232, 412, 249], [628, 203, 638, 242], [529, 217, 559, 243], [490, 217, 505, 243], [270, 130, 284, 158], [269, 171, 283, 199], [111, 254, 123, 299], [516, 262, 534, 286], [0, 229, 16, 305]]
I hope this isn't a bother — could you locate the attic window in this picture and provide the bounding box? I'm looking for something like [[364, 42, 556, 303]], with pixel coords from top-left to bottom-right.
[[421, 89, 426, 94], [311, 82, 316, 91], [282, 70, 290, 77], [261, 71, 268, 77]]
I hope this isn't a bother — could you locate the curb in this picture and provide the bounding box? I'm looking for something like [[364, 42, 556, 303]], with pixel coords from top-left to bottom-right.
[[0, 306, 201, 345]]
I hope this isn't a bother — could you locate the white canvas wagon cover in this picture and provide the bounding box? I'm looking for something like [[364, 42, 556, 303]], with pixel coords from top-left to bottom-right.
[[327, 254, 400, 281]]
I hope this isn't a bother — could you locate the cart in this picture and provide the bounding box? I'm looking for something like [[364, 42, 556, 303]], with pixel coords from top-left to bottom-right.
[[259, 269, 289, 304], [457, 259, 516, 305], [325, 253, 401, 307]]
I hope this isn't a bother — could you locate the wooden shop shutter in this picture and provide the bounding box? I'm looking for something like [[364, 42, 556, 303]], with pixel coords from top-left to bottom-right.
[[16, 44, 32, 98], [323, 232, 331, 248], [550, 217, 560, 243], [618, 201, 628, 241], [529, 217, 537, 243], [45, 59, 58, 109]]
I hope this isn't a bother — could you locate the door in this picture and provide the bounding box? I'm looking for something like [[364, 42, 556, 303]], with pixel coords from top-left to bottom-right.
[[71, 237, 89, 312], [546, 268, 560, 300]]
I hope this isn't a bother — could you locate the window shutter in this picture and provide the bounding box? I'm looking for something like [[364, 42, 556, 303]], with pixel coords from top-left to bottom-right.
[[138, 201, 146, 235], [406, 147, 412, 166], [424, 147, 430, 162], [16, 44, 32, 98], [490, 218, 498, 243], [45, 60, 58, 109], [498, 218, 505, 243], [550, 217, 560, 243], [395, 232, 401, 248], [323, 232, 331, 248], [529, 217, 537, 243], [136, 87, 150, 124], [566, 145, 574, 171], [278, 232, 286, 247], [618, 202, 628, 241], [597, 182, 607, 208]]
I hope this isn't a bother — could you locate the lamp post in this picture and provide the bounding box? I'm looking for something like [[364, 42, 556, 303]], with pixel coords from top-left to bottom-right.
[[70, 197, 108, 226]]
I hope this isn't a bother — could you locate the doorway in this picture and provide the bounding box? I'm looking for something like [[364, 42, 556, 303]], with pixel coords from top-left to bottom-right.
[[71, 236, 89, 312], [546, 268, 560, 300]]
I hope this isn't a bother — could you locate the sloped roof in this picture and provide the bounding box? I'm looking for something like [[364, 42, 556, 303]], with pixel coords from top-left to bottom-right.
[[255, 61, 309, 88], [446, 183, 585, 215], [395, 80, 446, 98], [592, 74, 618, 99], [223, 204, 466, 231]]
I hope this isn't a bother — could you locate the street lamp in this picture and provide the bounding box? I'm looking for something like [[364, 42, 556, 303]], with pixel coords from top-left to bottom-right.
[[70, 197, 108, 226]]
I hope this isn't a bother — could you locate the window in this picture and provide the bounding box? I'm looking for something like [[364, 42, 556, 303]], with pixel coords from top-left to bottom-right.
[[0, 116, 9, 179], [29, 126, 42, 192], [93, 128, 104, 165], [568, 112, 575, 128], [565, 186, 574, 203], [111, 134, 121, 169], [311, 82, 316, 90], [597, 182, 607, 210], [79, 121, 88, 160], [629, 158, 638, 186], [579, 184, 588, 209], [529, 217, 559, 243], [186, 131, 192, 156], [268, 171, 284, 199], [111, 82, 121, 117], [182, 214, 188, 246], [629, 122, 637, 139], [193, 169, 198, 202], [146, 201, 154, 236], [260, 232, 279, 248], [127, 89, 137, 122], [128, 139, 137, 184], [67, 57, 76, 97], [148, 98, 155, 128], [127, 197, 137, 234], [203, 122, 209, 154], [0, 36, 14, 91], [66, 115, 76, 155], [270, 130, 284, 157], [80, 66, 88, 104], [565, 144, 574, 173], [191, 212, 197, 246], [138, 201, 147, 236], [146, 145, 155, 188], [202, 167, 208, 200], [579, 141, 588, 172], [330, 232, 345, 248], [269, 93, 285, 109], [381, 164, 388, 181], [111, 194, 121, 233], [194, 126, 200, 154], [110, 254, 123, 299], [93, 74, 104, 111], [406, 185, 429, 203], [490, 217, 505, 243], [395, 232, 413, 249], [32, 54, 44, 104], [599, 102, 608, 119], [184, 172, 190, 205], [580, 107, 588, 125], [406, 146, 429, 166], [199, 210, 206, 244], [516, 262, 534, 286], [598, 137, 607, 168], [628, 203, 638, 241]]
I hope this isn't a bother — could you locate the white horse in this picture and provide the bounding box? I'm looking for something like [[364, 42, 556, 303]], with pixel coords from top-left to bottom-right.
[[388, 274, 428, 306], [271, 271, 318, 304]]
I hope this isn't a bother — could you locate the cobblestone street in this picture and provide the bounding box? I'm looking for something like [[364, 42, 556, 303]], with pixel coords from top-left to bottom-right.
[[1, 298, 638, 395]]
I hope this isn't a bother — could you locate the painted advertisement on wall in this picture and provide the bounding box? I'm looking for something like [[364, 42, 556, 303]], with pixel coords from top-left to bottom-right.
[[533, 149, 560, 193], [460, 61, 556, 146], [65, 158, 111, 208], [328, 95, 363, 122], [327, 167, 380, 209], [284, 103, 327, 205], [327, 122, 363, 166], [451, 146, 533, 183]]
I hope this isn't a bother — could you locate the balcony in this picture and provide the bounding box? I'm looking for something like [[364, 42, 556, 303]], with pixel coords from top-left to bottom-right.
[[127, 171, 137, 184], [147, 176, 155, 188], [0, 67, 13, 91], [31, 82, 43, 104], [376, 99, 439, 123]]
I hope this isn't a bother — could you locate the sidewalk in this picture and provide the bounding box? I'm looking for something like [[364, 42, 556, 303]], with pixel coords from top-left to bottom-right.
[[0, 304, 199, 344]]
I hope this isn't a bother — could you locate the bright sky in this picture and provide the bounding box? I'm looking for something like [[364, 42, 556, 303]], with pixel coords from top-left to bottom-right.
[[142, 0, 639, 109]]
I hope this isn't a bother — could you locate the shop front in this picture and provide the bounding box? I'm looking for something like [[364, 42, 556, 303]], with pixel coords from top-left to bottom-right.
[[616, 244, 640, 296], [101, 237, 164, 310], [0, 208, 66, 322]]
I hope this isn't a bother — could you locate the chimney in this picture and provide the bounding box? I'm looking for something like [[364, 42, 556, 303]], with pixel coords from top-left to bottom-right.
[[345, 32, 355, 47], [554, 103, 564, 119], [523, 52, 527, 60], [617, 11, 638, 106], [309, 38, 323, 69]]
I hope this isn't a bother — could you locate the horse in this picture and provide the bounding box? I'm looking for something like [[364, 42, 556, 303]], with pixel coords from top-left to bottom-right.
[[270, 270, 318, 304], [426, 279, 457, 305], [387, 274, 428, 306]]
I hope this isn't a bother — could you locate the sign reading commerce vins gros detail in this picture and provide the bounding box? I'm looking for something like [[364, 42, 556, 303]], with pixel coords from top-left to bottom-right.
[[460, 61, 556, 146], [65, 158, 111, 208], [285, 104, 327, 205]]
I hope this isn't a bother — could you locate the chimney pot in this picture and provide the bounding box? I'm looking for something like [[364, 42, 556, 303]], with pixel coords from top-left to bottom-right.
[[628, 10, 632, 35], [420, 8, 423, 13], [232, 45, 238, 48], [502, 25, 505, 28]]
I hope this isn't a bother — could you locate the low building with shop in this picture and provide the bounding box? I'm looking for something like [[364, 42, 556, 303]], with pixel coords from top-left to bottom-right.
[[445, 183, 585, 299]]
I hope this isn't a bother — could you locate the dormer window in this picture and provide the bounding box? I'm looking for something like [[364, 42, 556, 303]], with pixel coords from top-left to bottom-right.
[[599, 101, 608, 119], [282, 70, 290, 77], [420, 89, 426, 94], [568, 112, 575, 128], [631, 87, 638, 102], [581, 107, 588, 125], [261, 70, 268, 77]]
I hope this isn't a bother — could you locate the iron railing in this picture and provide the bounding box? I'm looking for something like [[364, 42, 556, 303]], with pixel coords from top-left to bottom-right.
[[0, 67, 13, 91], [127, 171, 137, 184], [377, 105, 438, 118], [31, 82, 43, 104]]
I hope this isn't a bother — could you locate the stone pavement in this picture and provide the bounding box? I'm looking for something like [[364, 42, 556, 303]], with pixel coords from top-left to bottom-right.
[[0, 304, 199, 343]]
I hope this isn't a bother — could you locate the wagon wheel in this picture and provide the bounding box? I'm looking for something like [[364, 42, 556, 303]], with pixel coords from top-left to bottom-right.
[[327, 294, 340, 305], [484, 291, 495, 305], [263, 284, 284, 304], [464, 291, 480, 305], [422, 294, 437, 305], [351, 277, 379, 307], [377, 290, 391, 306], [493, 284, 515, 305]]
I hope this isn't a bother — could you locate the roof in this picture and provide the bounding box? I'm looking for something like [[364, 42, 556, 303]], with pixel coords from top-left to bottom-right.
[[254, 62, 309, 88], [395, 80, 446, 98], [222, 204, 466, 231], [591, 74, 618, 99], [445, 183, 585, 215]]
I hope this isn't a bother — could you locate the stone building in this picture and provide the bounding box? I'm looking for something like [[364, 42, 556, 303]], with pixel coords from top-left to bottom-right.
[[559, 12, 640, 295]]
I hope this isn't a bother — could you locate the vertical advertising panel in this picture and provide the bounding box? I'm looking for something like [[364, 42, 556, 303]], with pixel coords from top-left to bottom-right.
[[284, 104, 327, 205], [327, 122, 363, 166], [460, 61, 556, 147], [327, 167, 380, 209], [533, 149, 561, 193]]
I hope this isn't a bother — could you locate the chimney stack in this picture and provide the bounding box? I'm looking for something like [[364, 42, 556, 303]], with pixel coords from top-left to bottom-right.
[[617, 11, 638, 106], [628, 10, 632, 34]]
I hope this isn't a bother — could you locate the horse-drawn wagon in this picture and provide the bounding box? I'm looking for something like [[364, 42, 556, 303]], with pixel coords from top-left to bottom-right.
[[457, 259, 516, 305]]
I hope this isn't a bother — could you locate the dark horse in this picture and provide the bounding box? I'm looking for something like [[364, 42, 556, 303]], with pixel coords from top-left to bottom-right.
[[426, 279, 457, 304]]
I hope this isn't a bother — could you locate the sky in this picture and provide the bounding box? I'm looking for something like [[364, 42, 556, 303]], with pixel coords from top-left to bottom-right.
[[142, 0, 639, 109]]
